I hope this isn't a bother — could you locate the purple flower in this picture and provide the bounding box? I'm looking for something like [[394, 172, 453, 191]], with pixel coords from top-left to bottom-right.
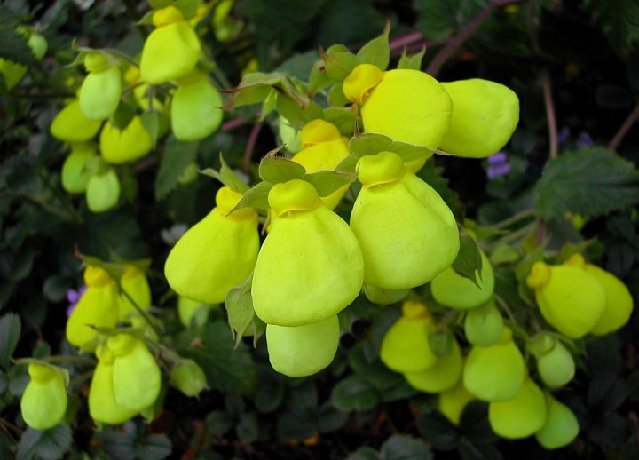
[[576, 131, 593, 149], [486, 151, 511, 180], [557, 127, 570, 145], [66, 286, 86, 317]]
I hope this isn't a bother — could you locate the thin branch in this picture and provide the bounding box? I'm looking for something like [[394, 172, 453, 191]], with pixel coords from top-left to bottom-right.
[[242, 122, 263, 172], [222, 117, 246, 131], [120, 288, 163, 337], [608, 102, 639, 150], [389, 31, 429, 53], [541, 69, 558, 159], [426, 0, 520, 76]]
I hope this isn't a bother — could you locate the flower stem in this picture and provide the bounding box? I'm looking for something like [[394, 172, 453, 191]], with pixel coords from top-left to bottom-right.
[[608, 102, 639, 150], [541, 69, 558, 160]]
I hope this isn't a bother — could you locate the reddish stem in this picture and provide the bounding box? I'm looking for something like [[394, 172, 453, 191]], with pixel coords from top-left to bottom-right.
[[242, 122, 263, 172], [608, 103, 639, 150], [541, 69, 558, 160]]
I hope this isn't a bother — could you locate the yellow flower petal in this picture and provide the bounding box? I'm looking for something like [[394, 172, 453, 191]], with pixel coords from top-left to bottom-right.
[[171, 71, 223, 140], [79, 66, 122, 121], [20, 364, 67, 430], [50, 100, 102, 142], [488, 378, 547, 439]]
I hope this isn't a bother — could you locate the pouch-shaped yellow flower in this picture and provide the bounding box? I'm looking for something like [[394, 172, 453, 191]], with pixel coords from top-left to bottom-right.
[[351, 151, 459, 289], [404, 338, 462, 393], [119, 265, 151, 320], [363, 284, 409, 306], [535, 338, 575, 388], [438, 381, 475, 425], [535, 395, 579, 449], [165, 186, 259, 304], [439, 79, 519, 158], [20, 363, 68, 430], [291, 119, 350, 209], [61, 143, 97, 194], [86, 168, 121, 212], [430, 249, 494, 309], [79, 66, 122, 121], [89, 345, 138, 424], [488, 378, 547, 440], [266, 314, 340, 377], [252, 179, 364, 326], [177, 296, 209, 328], [380, 300, 438, 372], [463, 300, 503, 347], [462, 328, 526, 401], [108, 334, 161, 411], [345, 65, 452, 148], [139, 7, 201, 84], [99, 116, 153, 164], [66, 266, 120, 350], [526, 261, 605, 338], [170, 359, 209, 396], [564, 254, 634, 336], [171, 71, 223, 140], [50, 100, 102, 142]]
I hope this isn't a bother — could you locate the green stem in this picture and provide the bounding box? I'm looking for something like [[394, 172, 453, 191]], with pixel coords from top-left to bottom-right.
[[488, 208, 535, 230], [120, 287, 163, 337]]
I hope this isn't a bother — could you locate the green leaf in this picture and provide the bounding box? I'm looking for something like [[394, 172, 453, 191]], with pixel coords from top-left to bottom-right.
[[327, 83, 350, 106], [232, 181, 272, 212], [346, 448, 381, 460], [415, 0, 485, 42], [277, 410, 316, 441], [176, 321, 256, 394], [175, 0, 202, 20], [323, 107, 356, 135], [0, 25, 37, 67], [137, 434, 172, 460], [225, 274, 261, 345], [336, 154, 360, 173], [205, 410, 233, 436], [155, 138, 200, 200], [398, 47, 426, 70], [416, 411, 459, 450], [255, 365, 285, 413], [0, 313, 20, 369], [140, 110, 166, 146], [322, 50, 360, 81], [331, 374, 379, 411], [275, 51, 320, 81], [357, 23, 390, 70], [428, 329, 454, 358], [258, 156, 306, 183], [10, 245, 35, 282], [17, 425, 72, 460], [534, 148, 639, 219], [199, 154, 249, 193], [349, 133, 393, 157], [304, 171, 354, 197], [452, 233, 483, 285], [380, 434, 432, 460], [459, 438, 503, 460], [584, 0, 639, 56]]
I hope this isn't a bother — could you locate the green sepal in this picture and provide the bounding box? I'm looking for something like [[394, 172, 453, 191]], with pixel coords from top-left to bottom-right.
[[356, 22, 390, 70]]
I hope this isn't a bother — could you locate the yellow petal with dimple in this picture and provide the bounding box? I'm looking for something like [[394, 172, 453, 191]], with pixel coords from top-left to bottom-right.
[[79, 66, 122, 121], [343, 64, 383, 105], [439, 79, 519, 158], [404, 339, 462, 392], [380, 306, 437, 372], [488, 378, 547, 439], [171, 71, 223, 140], [360, 69, 452, 148], [51, 100, 102, 141], [99, 116, 153, 164], [300, 119, 342, 146], [20, 363, 67, 430]]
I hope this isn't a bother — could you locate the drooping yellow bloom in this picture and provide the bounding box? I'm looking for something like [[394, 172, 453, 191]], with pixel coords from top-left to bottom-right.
[[404, 337, 462, 393], [439, 79, 519, 158], [86, 168, 121, 213], [266, 315, 340, 377], [463, 300, 503, 347], [119, 265, 151, 320], [20, 363, 68, 430], [177, 296, 209, 328], [50, 99, 102, 142], [99, 116, 153, 164], [107, 334, 162, 411], [430, 249, 494, 309], [488, 378, 548, 439], [165, 186, 259, 305], [139, 6, 202, 84], [526, 261, 605, 338], [170, 359, 208, 397], [535, 395, 580, 449], [363, 284, 410, 305], [89, 344, 138, 424], [291, 119, 350, 209], [79, 52, 122, 121], [252, 179, 364, 326], [564, 254, 633, 336], [171, 71, 223, 140], [66, 266, 120, 351], [438, 381, 475, 425], [61, 142, 97, 194], [380, 300, 438, 372], [351, 151, 459, 289]]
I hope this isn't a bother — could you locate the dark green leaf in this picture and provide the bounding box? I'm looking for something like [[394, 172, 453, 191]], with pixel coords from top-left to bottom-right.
[[176, 321, 256, 394], [380, 434, 432, 460], [236, 412, 259, 443], [584, 0, 639, 56], [10, 246, 35, 282], [277, 410, 315, 441], [258, 156, 306, 183], [205, 410, 233, 436], [231, 181, 272, 212], [17, 425, 72, 460], [331, 374, 379, 411], [140, 110, 166, 146], [0, 25, 37, 66], [305, 171, 354, 197], [175, 0, 202, 20], [0, 313, 20, 369], [95, 431, 136, 460], [155, 138, 200, 200], [199, 154, 249, 193], [416, 0, 485, 42], [534, 148, 639, 219], [346, 448, 381, 460], [452, 234, 483, 285], [225, 274, 259, 345], [255, 365, 285, 413], [137, 434, 172, 460], [357, 23, 390, 70], [416, 411, 459, 450], [459, 438, 503, 460], [317, 401, 348, 432], [323, 50, 360, 81], [275, 51, 319, 81], [349, 134, 393, 157]]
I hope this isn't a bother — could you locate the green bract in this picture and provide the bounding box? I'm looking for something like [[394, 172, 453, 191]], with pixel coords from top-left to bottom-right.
[[351, 152, 459, 289], [165, 186, 259, 305], [252, 179, 364, 326], [20, 363, 68, 430]]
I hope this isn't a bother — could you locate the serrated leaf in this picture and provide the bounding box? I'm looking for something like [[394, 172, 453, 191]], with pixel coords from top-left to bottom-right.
[[231, 84, 275, 108], [327, 83, 350, 106], [0, 313, 20, 369], [258, 156, 306, 183], [232, 181, 272, 212], [155, 138, 200, 200], [323, 50, 360, 81], [17, 425, 72, 460], [398, 47, 426, 70], [205, 410, 233, 436], [380, 434, 432, 460], [323, 107, 356, 135], [389, 141, 434, 163], [349, 133, 393, 157], [357, 23, 390, 70], [137, 434, 172, 460], [304, 171, 354, 197], [176, 321, 256, 394], [534, 148, 639, 219], [452, 234, 483, 285], [0, 25, 37, 67], [276, 93, 304, 127], [140, 110, 165, 146], [225, 274, 260, 345], [199, 154, 249, 193], [416, 411, 459, 450], [331, 374, 379, 411]]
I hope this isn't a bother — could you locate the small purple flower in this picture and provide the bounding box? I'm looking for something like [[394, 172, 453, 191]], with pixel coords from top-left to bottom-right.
[[486, 151, 511, 180], [557, 127, 570, 145], [576, 131, 593, 149], [66, 286, 87, 317]]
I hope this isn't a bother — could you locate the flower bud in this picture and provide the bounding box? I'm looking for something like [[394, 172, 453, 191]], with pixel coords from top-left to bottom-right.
[[86, 168, 121, 212], [61, 143, 97, 194], [99, 116, 153, 164], [170, 359, 208, 396], [252, 179, 364, 326], [431, 250, 494, 309], [530, 335, 575, 388], [20, 363, 68, 430], [171, 71, 223, 140]]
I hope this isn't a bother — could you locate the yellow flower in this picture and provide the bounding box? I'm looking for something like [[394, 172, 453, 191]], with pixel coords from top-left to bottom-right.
[[439, 79, 519, 158], [61, 142, 97, 194], [438, 382, 475, 425], [488, 378, 547, 439], [404, 338, 462, 393], [86, 168, 121, 213], [139, 6, 202, 84], [351, 151, 459, 289], [79, 52, 122, 121], [169, 359, 208, 397], [165, 186, 259, 304], [119, 265, 151, 320], [50, 100, 102, 142], [20, 363, 67, 430], [252, 179, 364, 326], [99, 116, 153, 164], [535, 395, 580, 449], [171, 71, 223, 140], [66, 266, 120, 351]]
